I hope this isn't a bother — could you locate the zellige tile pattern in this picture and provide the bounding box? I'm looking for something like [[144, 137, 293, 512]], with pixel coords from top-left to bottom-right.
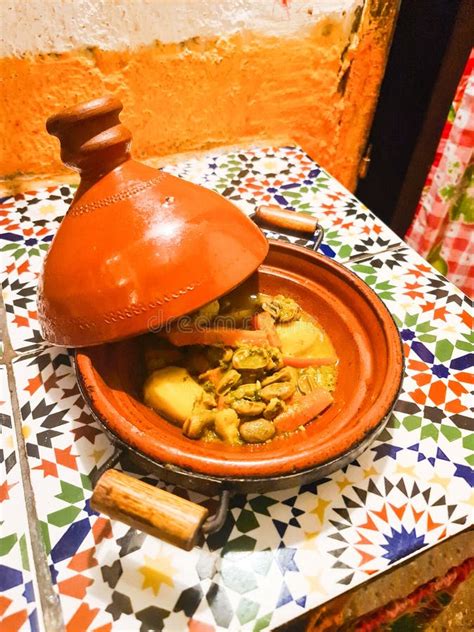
[[1, 146, 472, 631], [0, 365, 41, 632]]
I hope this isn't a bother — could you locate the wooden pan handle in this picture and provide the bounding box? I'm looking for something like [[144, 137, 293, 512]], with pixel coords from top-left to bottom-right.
[[254, 205, 318, 235], [91, 469, 209, 551]]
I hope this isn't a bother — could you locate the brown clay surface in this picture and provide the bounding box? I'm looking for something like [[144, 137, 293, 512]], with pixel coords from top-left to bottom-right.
[[76, 241, 403, 479], [38, 97, 268, 346]]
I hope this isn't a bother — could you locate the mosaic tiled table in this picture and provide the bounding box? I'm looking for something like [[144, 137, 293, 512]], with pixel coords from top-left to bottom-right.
[[1, 146, 472, 632]]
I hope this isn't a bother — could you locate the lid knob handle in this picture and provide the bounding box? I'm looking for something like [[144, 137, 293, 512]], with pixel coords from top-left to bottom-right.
[[46, 96, 132, 177]]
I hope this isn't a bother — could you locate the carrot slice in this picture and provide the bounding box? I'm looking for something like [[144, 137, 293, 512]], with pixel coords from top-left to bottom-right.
[[274, 387, 333, 434], [283, 356, 335, 368], [168, 327, 269, 347], [253, 312, 281, 348]]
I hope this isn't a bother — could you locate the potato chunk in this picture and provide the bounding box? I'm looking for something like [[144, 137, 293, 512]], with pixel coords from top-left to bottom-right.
[[276, 320, 321, 356], [143, 366, 204, 426], [276, 319, 337, 360]]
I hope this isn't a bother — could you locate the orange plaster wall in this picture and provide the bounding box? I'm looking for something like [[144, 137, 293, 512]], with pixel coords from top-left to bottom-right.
[[1, 4, 397, 190]]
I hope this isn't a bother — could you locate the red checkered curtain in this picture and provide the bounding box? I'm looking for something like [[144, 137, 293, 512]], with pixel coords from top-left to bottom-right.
[[406, 50, 473, 298]]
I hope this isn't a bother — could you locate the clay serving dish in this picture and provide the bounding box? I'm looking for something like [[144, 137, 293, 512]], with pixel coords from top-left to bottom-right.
[[42, 97, 403, 550], [77, 241, 403, 479], [76, 240, 403, 548]]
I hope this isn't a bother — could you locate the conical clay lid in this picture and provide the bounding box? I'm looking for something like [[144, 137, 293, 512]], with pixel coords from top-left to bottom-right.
[[38, 96, 268, 346]]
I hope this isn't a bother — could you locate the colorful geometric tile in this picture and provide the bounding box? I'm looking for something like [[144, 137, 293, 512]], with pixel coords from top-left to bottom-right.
[[2, 146, 472, 631], [346, 246, 473, 470], [0, 145, 402, 352], [11, 329, 473, 631], [0, 365, 41, 631], [164, 146, 402, 260], [0, 187, 71, 354]]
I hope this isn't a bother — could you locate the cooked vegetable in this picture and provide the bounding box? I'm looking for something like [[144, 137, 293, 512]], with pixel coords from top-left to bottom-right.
[[274, 387, 333, 434], [231, 399, 266, 416], [216, 369, 241, 394], [232, 345, 269, 370], [197, 391, 218, 409], [283, 356, 335, 368], [215, 409, 240, 444], [297, 372, 318, 396], [261, 294, 300, 323], [195, 299, 220, 321], [278, 317, 338, 363], [253, 312, 281, 348], [277, 320, 322, 357], [260, 381, 295, 401], [240, 419, 276, 443], [265, 346, 284, 371], [263, 398, 285, 419], [261, 366, 297, 386], [199, 367, 223, 388], [143, 291, 338, 445], [183, 410, 216, 439], [298, 366, 338, 393], [168, 327, 269, 348], [221, 348, 234, 365], [313, 365, 338, 392], [227, 383, 261, 401], [143, 367, 204, 426]]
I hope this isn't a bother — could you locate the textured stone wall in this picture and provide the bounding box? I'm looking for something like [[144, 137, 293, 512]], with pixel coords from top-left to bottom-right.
[[0, 0, 398, 189]]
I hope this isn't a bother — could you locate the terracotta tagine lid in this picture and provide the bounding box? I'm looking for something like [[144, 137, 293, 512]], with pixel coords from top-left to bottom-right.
[[39, 96, 269, 346]]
